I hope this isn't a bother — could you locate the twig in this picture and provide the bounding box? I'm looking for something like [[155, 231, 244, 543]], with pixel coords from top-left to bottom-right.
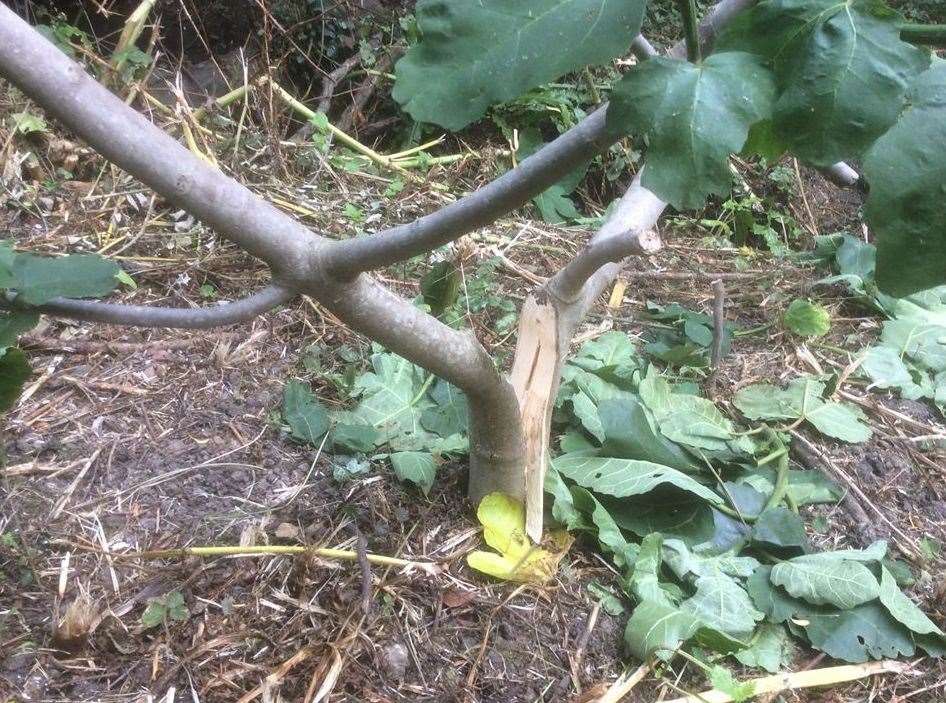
[[338, 47, 403, 133], [121, 544, 440, 574], [18, 332, 240, 354], [705, 278, 726, 396], [587, 663, 651, 703], [790, 430, 921, 557], [50, 448, 102, 519], [661, 660, 909, 703], [793, 158, 820, 236], [355, 529, 373, 616], [709, 278, 726, 371], [569, 601, 601, 693], [265, 77, 411, 178]]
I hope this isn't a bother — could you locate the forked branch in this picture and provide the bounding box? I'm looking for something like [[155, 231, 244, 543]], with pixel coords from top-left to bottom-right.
[[2, 285, 294, 329]]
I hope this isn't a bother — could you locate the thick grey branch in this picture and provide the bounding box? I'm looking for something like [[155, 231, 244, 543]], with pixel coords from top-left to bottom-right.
[[315, 274, 525, 482], [3, 285, 295, 329], [323, 109, 615, 277], [325, 0, 857, 278], [0, 4, 320, 279], [547, 0, 862, 307]]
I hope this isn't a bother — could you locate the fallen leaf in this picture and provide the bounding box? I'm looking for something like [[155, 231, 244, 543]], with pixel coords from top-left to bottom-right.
[[467, 492, 572, 583]]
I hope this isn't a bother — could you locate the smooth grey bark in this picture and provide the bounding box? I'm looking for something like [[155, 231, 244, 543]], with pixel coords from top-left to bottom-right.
[[0, 0, 862, 503], [323, 109, 616, 277], [0, 3, 525, 499], [2, 285, 294, 329]]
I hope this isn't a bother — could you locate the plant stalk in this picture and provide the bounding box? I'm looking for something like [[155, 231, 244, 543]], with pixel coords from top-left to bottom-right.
[[677, 0, 703, 63], [900, 23, 946, 46], [128, 544, 438, 572]]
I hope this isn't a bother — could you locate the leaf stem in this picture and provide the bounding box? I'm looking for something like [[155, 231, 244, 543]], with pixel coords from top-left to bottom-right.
[[410, 372, 437, 407], [761, 426, 789, 511], [899, 23, 946, 47], [677, 0, 703, 63]]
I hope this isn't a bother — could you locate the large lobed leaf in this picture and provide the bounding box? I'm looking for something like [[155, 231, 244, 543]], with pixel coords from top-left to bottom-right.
[[393, 0, 645, 130], [282, 380, 330, 444], [552, 455, 724, 505], [1, 242, 122, 305], [721, 0, 929, 167], [734, 376, 871, 443], [348, 352, 437, 450], [770, 555, 879, 610], [0, 347, 31, 412], [865, 63, 946, 296], [608, 53, 775, 210]]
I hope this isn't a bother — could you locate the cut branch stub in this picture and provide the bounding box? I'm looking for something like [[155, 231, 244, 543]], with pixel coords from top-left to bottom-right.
[[509, 295, 564, 542]]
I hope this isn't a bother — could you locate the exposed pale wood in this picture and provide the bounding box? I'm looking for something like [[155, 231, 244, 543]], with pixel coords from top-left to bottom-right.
[[509, 295, 561, 542], [607, 279, 627, 310]]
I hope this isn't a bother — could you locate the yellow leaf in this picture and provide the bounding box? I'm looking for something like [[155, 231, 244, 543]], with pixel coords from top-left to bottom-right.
[[466, 492, 572, 583]]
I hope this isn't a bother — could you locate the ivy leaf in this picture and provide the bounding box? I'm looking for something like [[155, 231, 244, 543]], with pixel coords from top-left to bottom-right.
[[0, 348, 31, 412], [552, 455, 724, 505], [878, 566, 944, 637], [393, 0, 646, 130], [11, 110, 47, 135], [164, 590, 189, 621], [10, 253, 122, 305], [770, 556, 880, 609], [390, 451, 437, 494], [721, 0, 929, 167], [784, 299, 831, 337], [141, 590, 189, 629], [608, 52, 775, 210], [865, 63, 946, 296], [282, 381, 330, 444]]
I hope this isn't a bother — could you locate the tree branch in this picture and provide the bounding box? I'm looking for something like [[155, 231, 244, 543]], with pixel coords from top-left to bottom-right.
[[322, 108, 615, 278], [323, 0, 859, 278], [2, 285, 295, 329], [316, 274, 525, 496], [0, 4, 321, 279]]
